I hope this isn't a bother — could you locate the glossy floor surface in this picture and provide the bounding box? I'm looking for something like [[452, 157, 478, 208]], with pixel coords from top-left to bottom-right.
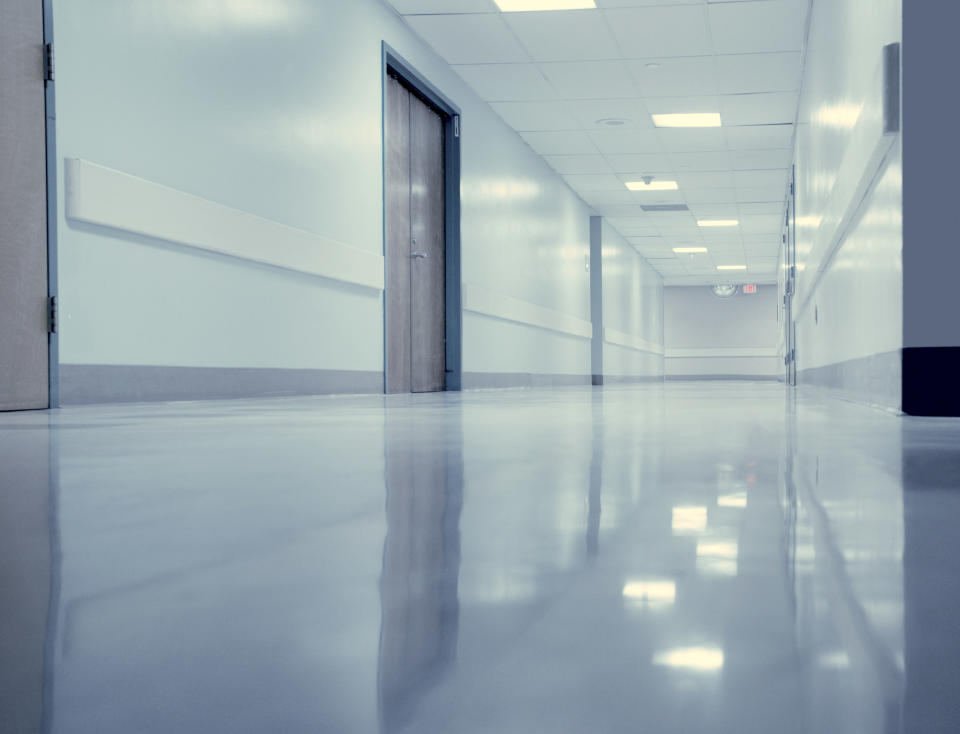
[[2, 383, 959, 733]]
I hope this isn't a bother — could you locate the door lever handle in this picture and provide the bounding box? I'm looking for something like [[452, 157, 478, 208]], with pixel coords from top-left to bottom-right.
[[411, 251, 428, 259]]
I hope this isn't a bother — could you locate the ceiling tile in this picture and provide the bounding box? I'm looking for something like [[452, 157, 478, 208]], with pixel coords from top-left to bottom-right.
[[730, 148, 792, 170], [657, 128, 727, 153], [588, 129, 662, 155], [563, 173, 627, 191], [406, 14, 529, 64], [700, 235, 744, 246], [736, 187, 786, 203], [715, 52, 802, 94], [388, 0, 496, 12], [606, 5, 712, 58], [520, 130, 599, 155], [565, 98, 653, 129], [670, 151, 732, 171], [626, 57, 719, 97], [625, 190, 686, 207], [725, 124, 794, 150], [734, 169, 789, 189], [544, 154, 614, 174], [739, 214, 784, 233], [504, 9, 620, 62], [540, 60, 637, 99], [604, 153, 673, 173], [742, 234, 780, 245], [597, 0, 701, 7], [453, 63, 556, 101], [675, 170, 735, 189], [739, 201, 785, 215], [688, 203, 737, 217], [490, 101, 580, 130], [645, 95, 722, 116], [684, 187, 737, 204], [721, 92, 799, 126], [708, 0, 808, 55]]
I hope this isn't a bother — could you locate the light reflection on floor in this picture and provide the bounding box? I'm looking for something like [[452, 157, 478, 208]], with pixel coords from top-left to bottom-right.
[[1, 382, 958, 733]]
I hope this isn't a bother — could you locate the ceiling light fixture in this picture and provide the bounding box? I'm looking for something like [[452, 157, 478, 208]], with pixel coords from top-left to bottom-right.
[[673, 247, 708, 254], [494, 0, 596, 11], [698, 219, 739, 227], [652, 112, 722, 128], [596, 117, 630, 127], [717, 265, 747, 271], [626, 180, 679, 192]]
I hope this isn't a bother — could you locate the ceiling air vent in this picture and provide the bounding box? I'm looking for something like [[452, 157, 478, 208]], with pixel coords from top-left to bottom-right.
[[641, 204, 689, 212]]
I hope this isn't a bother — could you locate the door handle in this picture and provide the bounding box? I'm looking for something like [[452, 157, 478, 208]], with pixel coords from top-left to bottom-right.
[[411, 251, 428, 259]]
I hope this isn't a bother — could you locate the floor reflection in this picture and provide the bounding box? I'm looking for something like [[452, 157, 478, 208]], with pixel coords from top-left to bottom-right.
[[0, 417, 56, 734], [378, 409, 463, 733], [0, 385, 957, 733], [787, 398, 905, 734]]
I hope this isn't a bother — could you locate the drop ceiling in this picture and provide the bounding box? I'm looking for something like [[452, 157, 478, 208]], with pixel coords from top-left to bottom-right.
[[385, 0, 809, 284]]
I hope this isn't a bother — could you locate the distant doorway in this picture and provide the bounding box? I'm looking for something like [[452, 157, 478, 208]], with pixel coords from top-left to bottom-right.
[[383, 50, 461, 394]]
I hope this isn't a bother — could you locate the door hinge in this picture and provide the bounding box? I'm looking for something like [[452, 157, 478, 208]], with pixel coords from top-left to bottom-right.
[[43, 43, 54, 82], [453, 115, 460, 138], [48, 296, 57, 334]]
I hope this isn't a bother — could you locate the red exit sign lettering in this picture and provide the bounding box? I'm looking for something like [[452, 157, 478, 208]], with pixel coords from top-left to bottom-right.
[[742, 284, 757, 294]]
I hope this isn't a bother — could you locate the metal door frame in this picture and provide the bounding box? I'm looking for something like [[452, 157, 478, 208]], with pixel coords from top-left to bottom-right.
[[381, 44, 462, 392], [44, 0, 59, 407], [784, 165, 797, 387]]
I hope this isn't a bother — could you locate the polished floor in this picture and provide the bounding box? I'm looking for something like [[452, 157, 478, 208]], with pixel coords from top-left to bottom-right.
[[2, 383, 959, 733]]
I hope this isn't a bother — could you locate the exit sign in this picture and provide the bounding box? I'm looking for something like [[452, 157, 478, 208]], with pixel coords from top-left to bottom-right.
[[742, 284, 758, 294]]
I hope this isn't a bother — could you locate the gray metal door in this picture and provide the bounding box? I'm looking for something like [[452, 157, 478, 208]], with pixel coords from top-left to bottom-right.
[[0, 0, 49, 410], [385, 76, 446, 394]]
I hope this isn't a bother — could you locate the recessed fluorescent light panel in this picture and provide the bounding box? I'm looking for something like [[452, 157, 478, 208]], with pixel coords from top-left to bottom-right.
[[625, 180, 679, 192], [652, 113, 722, 128], [673, 247, 708, 254], [698, 219, 739, 228], [717, 265, 747, 271], [494, 0, 596, 10]]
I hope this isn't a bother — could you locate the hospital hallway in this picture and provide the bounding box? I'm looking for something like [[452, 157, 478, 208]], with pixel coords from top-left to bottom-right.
[[3, 382, 958, 733]]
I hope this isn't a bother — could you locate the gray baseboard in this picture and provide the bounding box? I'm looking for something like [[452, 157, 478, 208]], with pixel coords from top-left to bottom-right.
[[798, 350, 901, 412], [665, 374, 780, 382], [59, 364, 383, 405], [602, 375, 665, 384], [461, 372, 591, 389]]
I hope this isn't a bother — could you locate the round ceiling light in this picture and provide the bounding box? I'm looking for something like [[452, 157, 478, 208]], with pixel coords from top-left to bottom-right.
[[596, 118, 630, 127], [711, 284, 739, 298]]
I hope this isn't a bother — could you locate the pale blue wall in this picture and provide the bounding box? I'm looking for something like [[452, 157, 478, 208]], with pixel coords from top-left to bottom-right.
[[791, 0, 902, 405], [600, 221, 663, 380], [53, 0, 632, 388]]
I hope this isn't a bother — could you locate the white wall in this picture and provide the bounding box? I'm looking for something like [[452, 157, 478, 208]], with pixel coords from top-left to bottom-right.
[[664, 286, 779, 378], [601, 222, 664, 381], [52, 0, 618, 397], [790, 0, 902, 407]]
